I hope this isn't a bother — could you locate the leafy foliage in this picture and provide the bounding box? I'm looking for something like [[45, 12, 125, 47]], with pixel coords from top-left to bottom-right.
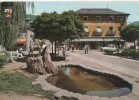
[[31, 10, 84, 43], [26, 14, 36, 21], [121, 49, 139, 59], [0, 2, 34, 50], [120, 24, 139, 42]]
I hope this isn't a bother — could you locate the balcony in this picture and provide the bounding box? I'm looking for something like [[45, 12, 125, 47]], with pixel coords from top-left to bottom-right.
[[106, 30, 115, 36]]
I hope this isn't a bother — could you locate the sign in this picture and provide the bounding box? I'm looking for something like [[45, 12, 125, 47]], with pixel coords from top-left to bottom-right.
[[1, 2, 13, 20], [4, 8, 13, 18]]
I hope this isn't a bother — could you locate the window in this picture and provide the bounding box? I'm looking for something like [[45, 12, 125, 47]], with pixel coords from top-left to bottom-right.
[[97, 26, 100, 28], [96, 16, 101, 21], [109, 26, 113, 31], [83, 16, 88, 21], [109, 16, 114, 21], [107, 26, 115, 36], [117, 16, 123, 21]]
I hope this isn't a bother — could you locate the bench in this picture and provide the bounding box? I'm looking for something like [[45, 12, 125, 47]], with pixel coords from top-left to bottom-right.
[[5, 52, 17, 62]]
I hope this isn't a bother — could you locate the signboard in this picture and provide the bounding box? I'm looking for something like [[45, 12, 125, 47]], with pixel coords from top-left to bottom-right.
[[1, 2, 13, 20], [4, 8, 13, 18]]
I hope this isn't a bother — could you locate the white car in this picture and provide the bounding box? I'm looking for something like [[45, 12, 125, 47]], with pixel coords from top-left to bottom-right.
[[100, 44, 118, 52]]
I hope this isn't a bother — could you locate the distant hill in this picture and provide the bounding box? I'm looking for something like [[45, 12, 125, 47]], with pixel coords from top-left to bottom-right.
[[26, 14, 36, 21], [130, 21, 139, 25]]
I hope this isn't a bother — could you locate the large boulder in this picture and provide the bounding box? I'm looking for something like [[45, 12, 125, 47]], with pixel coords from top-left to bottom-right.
[[26, 47, 58, 75], [42, 48, 58, 75], [26, 56, 46, 75]]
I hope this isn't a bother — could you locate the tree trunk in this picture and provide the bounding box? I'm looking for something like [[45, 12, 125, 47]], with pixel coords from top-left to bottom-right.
[[52, 41, 53, 57], [55, 40, 57, 58], [134, 41, 136, 51]]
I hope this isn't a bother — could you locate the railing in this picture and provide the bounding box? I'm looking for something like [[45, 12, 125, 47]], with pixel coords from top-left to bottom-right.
[[106, 30, 115, 36], [93, 31, 103, 36]]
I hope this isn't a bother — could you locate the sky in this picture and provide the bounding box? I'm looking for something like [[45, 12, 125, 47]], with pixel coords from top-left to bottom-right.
[[26, 1, 139, 23]]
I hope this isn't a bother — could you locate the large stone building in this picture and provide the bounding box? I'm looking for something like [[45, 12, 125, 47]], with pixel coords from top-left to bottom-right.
[[72, 8, 130, 49]]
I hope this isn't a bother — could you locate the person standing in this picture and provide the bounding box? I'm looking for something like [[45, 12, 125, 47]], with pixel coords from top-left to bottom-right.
[[84, 44, 87, 54], [86, 44, 89, 53]]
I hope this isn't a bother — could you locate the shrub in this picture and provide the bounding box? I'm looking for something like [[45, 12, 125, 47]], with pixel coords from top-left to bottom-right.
[[0, 55, 7, 68], [129, 49, 137, 59], [121, 49, 130, 57], [121, 49, 139, 59]]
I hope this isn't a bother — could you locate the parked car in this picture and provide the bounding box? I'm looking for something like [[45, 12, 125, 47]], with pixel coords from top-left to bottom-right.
[[100, 44, 118, 52]]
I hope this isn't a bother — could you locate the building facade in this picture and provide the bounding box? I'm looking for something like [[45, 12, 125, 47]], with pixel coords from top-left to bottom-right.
[[72, 8, 130, 49]]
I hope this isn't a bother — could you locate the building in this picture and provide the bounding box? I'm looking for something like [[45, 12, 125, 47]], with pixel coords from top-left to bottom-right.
[[16, 19, 34, 50], [17, 30, 34, 50], [72, 8, 130, 49]]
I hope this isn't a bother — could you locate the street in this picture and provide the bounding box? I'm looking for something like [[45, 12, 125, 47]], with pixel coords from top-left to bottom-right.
[[70, 50, 139, 79]]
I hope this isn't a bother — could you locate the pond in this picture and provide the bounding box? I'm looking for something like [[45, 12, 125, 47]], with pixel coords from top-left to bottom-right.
[[46, 65, 132, 97]]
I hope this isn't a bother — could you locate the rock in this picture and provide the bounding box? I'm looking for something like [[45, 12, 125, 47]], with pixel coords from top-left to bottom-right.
[[42, 48, 58, 75], [26, 56, 46, 75], [26, 47, 58, 75]]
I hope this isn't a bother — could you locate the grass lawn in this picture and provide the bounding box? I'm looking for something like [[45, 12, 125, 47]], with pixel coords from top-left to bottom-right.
[[0, 72, 55, 99]]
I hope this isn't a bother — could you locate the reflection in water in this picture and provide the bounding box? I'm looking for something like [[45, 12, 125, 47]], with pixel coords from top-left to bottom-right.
[[46, 66, 131, 97]]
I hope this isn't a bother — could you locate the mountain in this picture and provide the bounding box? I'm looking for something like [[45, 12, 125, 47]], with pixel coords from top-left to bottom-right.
[[26, 14, 36, 21], [130, 21, 139, 25]]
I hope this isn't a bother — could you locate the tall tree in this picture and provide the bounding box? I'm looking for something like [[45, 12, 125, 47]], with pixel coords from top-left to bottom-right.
[[120, 24, 139, 42], [120, 24, 139, 50], [62, 10, 84, 40], [0, 2, 34, 50], [31, 11, 84, 57]]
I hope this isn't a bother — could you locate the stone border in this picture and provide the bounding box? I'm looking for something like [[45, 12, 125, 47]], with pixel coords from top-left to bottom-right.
[[33, 63, 139, 100]]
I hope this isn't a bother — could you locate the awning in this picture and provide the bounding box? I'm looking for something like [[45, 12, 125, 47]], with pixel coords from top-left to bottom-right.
[[17, 38, 26, 44], [84, 28, 89, 32], [96, 28, 102, 33]]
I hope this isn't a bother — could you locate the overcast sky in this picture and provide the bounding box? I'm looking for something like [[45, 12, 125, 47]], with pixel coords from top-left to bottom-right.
[[26, 1, 139, 23]]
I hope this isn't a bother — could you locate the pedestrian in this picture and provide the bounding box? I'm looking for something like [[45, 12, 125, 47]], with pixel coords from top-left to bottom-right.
[[84, 44, 87, 54], [71, 44, 74, 52], [86, 44, 89, 53]]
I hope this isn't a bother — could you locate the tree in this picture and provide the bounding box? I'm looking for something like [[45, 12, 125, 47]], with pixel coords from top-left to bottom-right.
[[120, 24, 139, 42], [31, 11, 84, 57], [0, 2, 34, 50], [62, 10, 84, 40]]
